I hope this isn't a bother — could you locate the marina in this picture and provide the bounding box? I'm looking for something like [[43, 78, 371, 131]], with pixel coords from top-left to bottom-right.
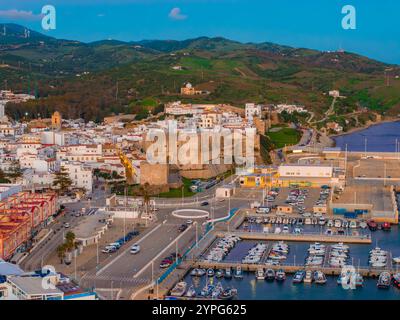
[[166, 222, 400, 300]]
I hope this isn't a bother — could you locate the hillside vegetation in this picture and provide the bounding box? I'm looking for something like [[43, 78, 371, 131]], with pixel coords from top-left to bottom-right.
[[1, 23, 400, 122]]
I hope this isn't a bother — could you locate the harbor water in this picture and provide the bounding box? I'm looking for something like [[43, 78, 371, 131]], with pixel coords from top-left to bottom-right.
[[183, 225, 400, 300], [333, 121, 400, 152]]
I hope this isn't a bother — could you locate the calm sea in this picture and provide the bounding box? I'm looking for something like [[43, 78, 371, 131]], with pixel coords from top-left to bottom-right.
[[333, 121, 400, 152]]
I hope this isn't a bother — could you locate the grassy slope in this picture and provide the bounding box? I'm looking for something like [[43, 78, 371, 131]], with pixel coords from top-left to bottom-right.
[[2, 28, 400, 121], [267, 128, 301, 149]]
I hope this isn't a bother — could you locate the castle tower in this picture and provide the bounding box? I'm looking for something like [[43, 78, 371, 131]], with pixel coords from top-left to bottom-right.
[[51, 111, 62, 130]]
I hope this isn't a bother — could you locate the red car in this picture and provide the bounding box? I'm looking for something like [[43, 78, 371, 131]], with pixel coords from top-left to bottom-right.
[[160, 260, 172, 268]]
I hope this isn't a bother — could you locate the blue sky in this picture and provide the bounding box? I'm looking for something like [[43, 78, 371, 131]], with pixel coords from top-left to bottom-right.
[[1, 0, 400, 64]]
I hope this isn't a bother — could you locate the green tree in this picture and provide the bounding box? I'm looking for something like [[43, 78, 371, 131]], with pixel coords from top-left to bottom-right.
[[65, 231, 76, 251], [0, 168, 11, 183], [52, 167, 73, 194], [139, 182, 151, 216], [56, 244, 67, 263]]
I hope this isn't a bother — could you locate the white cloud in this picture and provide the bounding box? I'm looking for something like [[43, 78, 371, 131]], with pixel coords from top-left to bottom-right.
[[168, 7, 187, 20], [97, 13, 105, 18], [0, 9, 42, 21]]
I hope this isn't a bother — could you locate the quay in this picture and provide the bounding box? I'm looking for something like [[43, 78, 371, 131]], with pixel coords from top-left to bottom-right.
[[190, 260, 395, 278], [216, 231, 372, 244]]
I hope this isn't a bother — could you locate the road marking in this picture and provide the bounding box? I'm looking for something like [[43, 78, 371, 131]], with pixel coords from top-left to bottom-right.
[[96, 223, 163, 276], [133, 224, 194, 279]]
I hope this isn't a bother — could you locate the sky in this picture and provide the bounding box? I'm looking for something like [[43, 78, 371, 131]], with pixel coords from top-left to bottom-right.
[[0, 0, 400, 64]]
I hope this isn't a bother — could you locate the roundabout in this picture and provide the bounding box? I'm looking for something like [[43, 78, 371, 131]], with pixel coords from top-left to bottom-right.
[[171, 209, 210, 220]]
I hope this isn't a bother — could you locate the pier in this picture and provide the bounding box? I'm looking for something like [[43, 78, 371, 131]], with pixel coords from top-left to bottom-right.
[[190, 260, 397, 278], [216, 231, 372, 244]]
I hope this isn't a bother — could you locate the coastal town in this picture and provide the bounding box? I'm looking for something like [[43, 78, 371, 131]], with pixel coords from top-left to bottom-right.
[[0, 82, 400, 301], [0, 1, 400, 306]]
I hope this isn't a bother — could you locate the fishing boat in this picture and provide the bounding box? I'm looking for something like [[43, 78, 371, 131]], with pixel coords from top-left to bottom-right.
[[185, 285, 197, 298], [170, 281, 187, 297], [314, 271, 327, 285], [331, 243, 349, 251], [377, 272, 391, 289], [392, 273, 400, 289], [233, 265, 243, 279], [367, 220, 378, 231], [216, 269, 224, 278], [337, 271, 351, 286], [200, 284, 215, 297], [304, 218, 312, 225], [275, 269, 286, 282], [292, 270, 305, 284], [211, 282, 224, 299], [225, 267, 232, 279], [392, 257, 400, 264], [334, 219, 342, 228], [218, 288, 238, 300], [355, 273, 364, 287], [304, 270, 313, 284], [359, 221, 367, 229], [382, 222, 391, 231], [265, 269, 275, 281], [191, 268, 206, 277], [256, 268, 265, 280], [207, 268, 215, 277], [349, 220, 357, 229]]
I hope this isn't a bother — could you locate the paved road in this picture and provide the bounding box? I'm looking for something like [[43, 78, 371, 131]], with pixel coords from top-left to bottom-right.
[[20, 182, 109, 271], [78, 186, 262, 299]]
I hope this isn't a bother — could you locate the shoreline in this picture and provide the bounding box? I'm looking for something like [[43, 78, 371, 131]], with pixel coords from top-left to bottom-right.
[[329, 117, 400, 141]]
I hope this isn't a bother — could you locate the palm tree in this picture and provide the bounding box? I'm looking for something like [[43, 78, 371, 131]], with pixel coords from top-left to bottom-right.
[[139, 183, 151, 217], [65, 231, 76, 251], [57, 244, 67, 263]]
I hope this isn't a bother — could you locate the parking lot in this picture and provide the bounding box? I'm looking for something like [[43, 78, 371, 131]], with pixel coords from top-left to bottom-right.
[[354, 158, 400, 179], [333, 184, 394, 213], [265, 187, 328, 214]]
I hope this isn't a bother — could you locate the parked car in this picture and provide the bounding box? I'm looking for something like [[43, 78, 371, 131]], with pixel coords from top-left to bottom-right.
[[102, 247, 117, 254], [63, 222, 70, 228], [108, 242, 122, 249], [160, 259, 173, 268]]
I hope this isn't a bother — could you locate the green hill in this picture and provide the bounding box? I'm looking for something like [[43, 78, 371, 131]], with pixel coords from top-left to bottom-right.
[[2, 24, 400, 123]]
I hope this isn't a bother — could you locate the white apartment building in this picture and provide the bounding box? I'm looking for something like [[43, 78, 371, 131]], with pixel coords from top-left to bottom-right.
[[61, 162, 93, 192], [56, 144, 102, 163], [245, 103, 262, 120], [276, 104, 308, 114], [198, 113, 222, 129], [41, 131, 65, 146]]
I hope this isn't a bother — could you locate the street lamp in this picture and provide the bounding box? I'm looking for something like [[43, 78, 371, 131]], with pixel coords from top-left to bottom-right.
[[364, 138, 367, 158]]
